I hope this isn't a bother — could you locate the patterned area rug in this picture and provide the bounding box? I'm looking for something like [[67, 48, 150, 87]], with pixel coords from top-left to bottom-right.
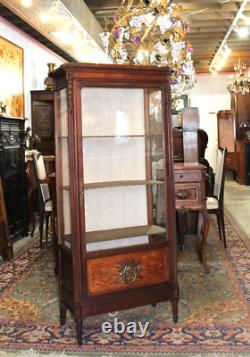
[[0, 211, 250, 354]]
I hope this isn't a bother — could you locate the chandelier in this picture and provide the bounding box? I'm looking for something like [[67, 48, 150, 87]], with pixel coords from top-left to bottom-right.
[[100, 0, 196, 101], [227, 59, 250, 95]]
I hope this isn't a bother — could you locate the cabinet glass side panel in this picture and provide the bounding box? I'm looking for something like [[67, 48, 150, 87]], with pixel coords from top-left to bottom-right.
[[80, 87, 167, 252], [55, 88, 71, 246], [148, 91, 166, 228]]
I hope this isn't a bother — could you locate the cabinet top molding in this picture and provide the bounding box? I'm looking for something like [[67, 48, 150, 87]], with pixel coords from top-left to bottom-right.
[[50, 62, 172, 88]]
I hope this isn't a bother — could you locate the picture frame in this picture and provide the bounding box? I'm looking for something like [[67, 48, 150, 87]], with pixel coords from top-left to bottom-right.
[[0, 36, 24, 117], [172, 94, 188, 115]]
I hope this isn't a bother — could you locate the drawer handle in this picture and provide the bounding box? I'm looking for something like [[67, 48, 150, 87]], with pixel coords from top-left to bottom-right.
[[176, 190, 189, 200], [118, 259, 140, 285], [179, 174, 183, 179]]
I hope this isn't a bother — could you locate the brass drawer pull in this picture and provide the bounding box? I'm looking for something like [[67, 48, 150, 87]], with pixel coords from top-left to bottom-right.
[[118, 259, 140, 285], [176, 190, 189, 200]]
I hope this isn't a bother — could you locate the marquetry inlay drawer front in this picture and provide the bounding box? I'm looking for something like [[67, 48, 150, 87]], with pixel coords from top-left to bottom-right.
[[174, 170, 202, 183], [175, 183, 202, 209], [87, 248, 169, 296]]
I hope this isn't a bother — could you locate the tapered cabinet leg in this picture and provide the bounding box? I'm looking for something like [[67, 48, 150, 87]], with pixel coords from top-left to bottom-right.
[[171, 299, 178, 323], [60, 303, 67, 326], [75, 317, 83, 345]]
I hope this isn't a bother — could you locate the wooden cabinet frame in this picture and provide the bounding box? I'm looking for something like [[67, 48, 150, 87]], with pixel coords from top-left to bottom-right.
[[51, 63, 178, 344]]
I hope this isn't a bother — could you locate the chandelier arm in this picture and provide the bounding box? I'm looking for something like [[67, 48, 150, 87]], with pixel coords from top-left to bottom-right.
[[127, 0, 135, 12], [110, 8, 133, 33], [141, 18, 157, 42]]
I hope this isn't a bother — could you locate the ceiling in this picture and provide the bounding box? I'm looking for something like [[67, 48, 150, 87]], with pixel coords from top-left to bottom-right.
[[1, 0, 250, 73], [84, 0, 250, 73]]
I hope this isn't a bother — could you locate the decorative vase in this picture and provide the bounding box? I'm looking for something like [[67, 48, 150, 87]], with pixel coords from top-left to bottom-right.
[[44, 63, 56, 90]]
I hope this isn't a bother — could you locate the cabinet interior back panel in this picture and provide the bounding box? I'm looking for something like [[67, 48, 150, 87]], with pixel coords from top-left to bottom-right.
[[83, 137, 146, 182], [84, 186, 148, 231], [81, 88, 145, 136]]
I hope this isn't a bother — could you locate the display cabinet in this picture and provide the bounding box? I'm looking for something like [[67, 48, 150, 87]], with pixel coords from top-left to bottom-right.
[[51, 63, 178, 344], [0, 115, 28, 240]]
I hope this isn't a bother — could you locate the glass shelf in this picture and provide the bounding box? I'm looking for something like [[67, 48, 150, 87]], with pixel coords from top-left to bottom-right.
[[61, 180, 164, 191], [62, 224, 166, 251], [82, 134, 162, 138]]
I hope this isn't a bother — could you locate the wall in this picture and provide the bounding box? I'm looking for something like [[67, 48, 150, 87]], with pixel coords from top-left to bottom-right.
[[188, 74, 231, 170], [0, 16, 232, 169], [0, 17, 64, 125]]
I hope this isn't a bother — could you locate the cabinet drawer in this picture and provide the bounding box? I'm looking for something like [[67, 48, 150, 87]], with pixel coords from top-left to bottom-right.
[[87, 248, 169, 296], [175, 170, 202, 183], [175, 183, 202, 208]]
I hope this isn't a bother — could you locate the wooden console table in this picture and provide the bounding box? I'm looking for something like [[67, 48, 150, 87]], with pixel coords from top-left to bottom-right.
[[174, 163, 210, 273]]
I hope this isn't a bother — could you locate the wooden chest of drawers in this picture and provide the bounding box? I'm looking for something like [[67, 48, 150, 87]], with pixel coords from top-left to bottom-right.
[[174, 163, 207, 211]]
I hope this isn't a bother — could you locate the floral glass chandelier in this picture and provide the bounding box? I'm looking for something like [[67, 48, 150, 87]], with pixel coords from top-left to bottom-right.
[[227, 59, 250, 95], [100, 0, 196, 100]]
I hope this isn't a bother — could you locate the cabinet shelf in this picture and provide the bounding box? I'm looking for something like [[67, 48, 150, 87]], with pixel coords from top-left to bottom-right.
[[63, 224, 166, 249], [82, 134, 163, 138], [61, 180, 164, 191], [58, 134, 162, 140], [84, 180, 163, 189], [86, 224, 165, 243]]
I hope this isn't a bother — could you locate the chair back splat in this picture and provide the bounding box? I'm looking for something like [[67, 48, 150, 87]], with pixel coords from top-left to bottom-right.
[[32, 153, 53, 248], [206, 147, 227, 248]]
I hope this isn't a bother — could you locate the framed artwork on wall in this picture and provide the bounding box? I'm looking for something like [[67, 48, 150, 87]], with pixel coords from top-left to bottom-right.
[[172, 94, 188, 115], [0, 36, 24, 117]]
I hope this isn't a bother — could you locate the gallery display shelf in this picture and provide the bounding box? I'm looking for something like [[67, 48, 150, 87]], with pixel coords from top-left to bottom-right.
[[63, 224, 166, 252], [61, 180, 164, 190]]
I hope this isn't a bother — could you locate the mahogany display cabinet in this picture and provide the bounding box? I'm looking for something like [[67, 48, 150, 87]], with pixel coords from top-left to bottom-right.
[[51, 63, 178, 344]]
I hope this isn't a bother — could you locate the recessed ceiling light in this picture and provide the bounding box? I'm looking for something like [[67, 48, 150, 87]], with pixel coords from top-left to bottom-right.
[[234, 26, 249, 38], [22, 0, 32, 7], [40, 14, 49, 23], [240, 14, 250, 25], [50, 31, 73, 44]]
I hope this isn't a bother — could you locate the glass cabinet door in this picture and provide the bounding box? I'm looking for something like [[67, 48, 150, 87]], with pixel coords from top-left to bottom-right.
[[55, 88, 71, 248], [80, 87, 168, 252]]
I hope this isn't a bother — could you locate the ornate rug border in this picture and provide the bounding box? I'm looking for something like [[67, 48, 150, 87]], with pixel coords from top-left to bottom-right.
[[0, 213, 250, 353]]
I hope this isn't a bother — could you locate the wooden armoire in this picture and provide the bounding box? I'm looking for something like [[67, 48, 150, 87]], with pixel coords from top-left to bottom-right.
[[51, 63, 178, 344], [30, 90, 54, 155], [217, 110, 236, 172], [217, 91, 250, 184], [231, 91, 250, 185]]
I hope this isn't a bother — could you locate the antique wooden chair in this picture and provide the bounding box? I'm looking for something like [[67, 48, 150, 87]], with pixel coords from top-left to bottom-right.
[[32, 153, 53, 248], [206, 147, 227, 248]]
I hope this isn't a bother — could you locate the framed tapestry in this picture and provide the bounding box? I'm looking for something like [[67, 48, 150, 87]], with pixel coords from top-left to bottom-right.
[[0, 36, 24, 117]]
